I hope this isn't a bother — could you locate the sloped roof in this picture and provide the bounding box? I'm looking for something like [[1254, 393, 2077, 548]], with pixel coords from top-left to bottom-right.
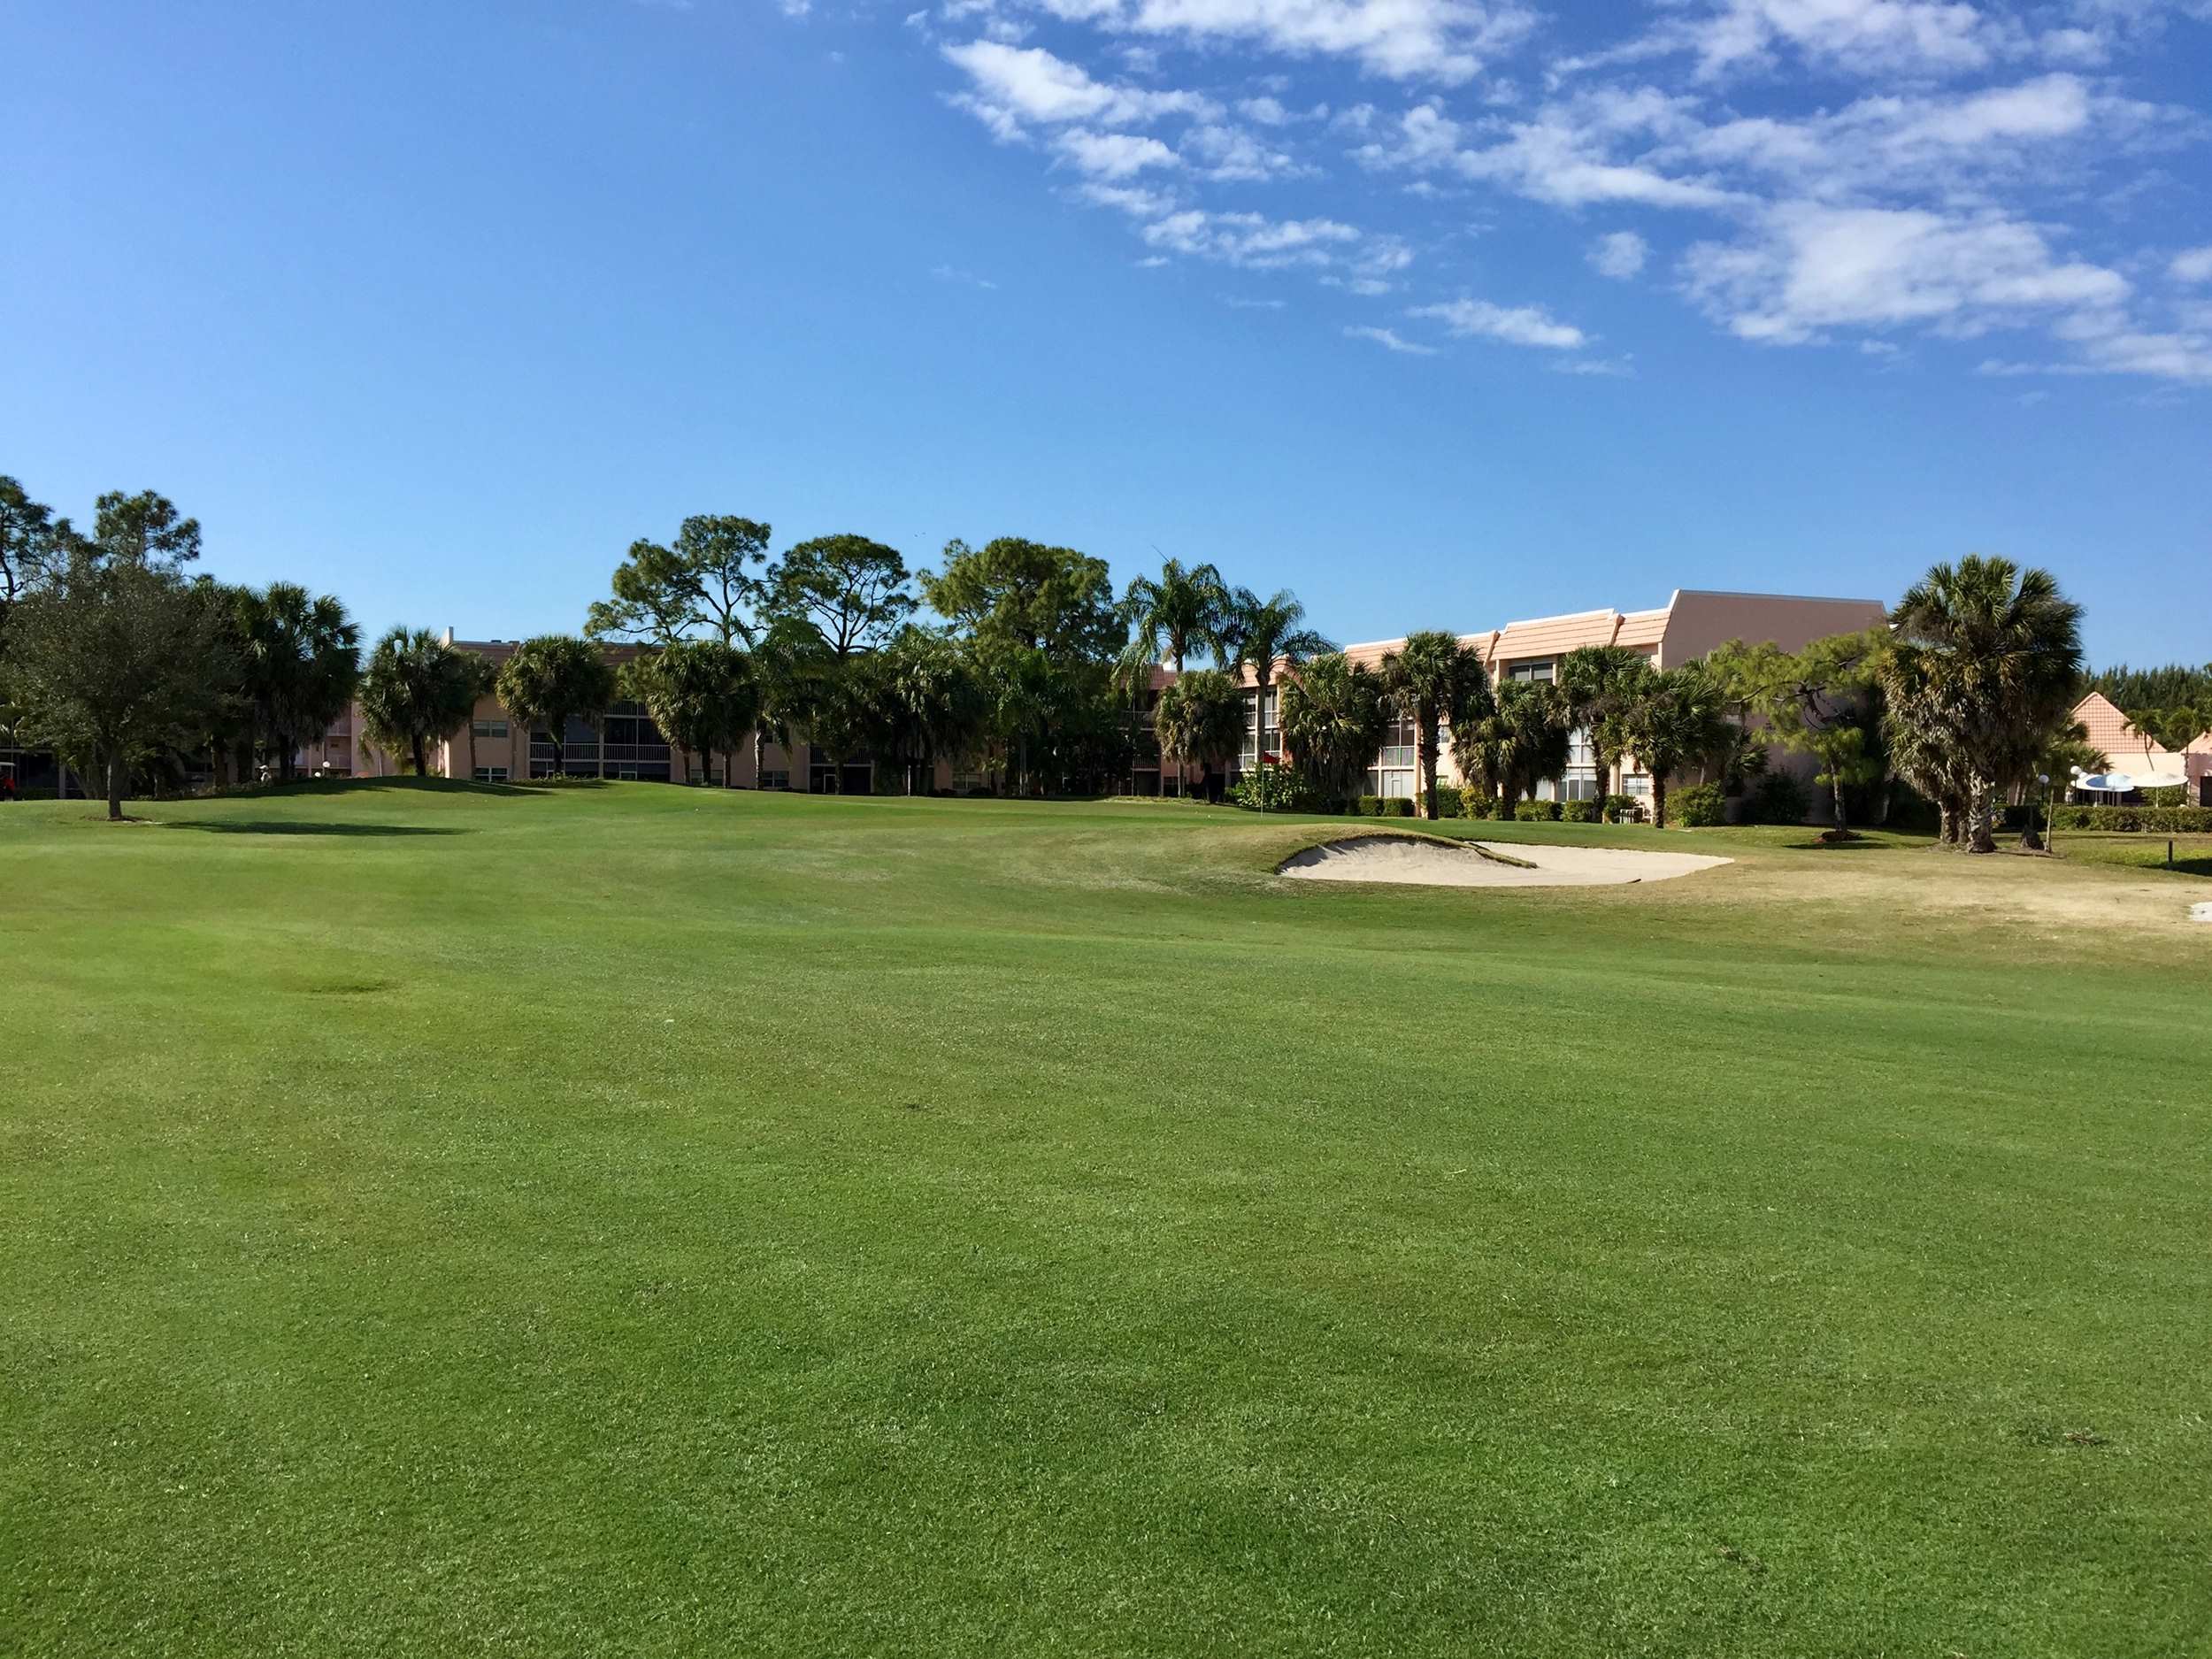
[[2071, 691, 2170, 763], [1615, 607, 1669, 649], [1490, 608, 1624, 663]]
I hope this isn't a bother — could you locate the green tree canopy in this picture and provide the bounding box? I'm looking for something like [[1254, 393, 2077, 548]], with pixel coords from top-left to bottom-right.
[[1154, 667, 1247, 783], [89, 489, 201, 568], [866, 626, 985, 795], [1118, 557, 1230, 682], [233, 582, 360, 781], [1883, 556, 2084, 852], [768, 534, 914, 658], [1, 476, 65, 626], [1707, 629, 1887, 831], [620, 640, 760, 784], [1558, 644, 1658, 802], [921, 537, 1121, 662], [4, 543, 234, 818], [1279, 652, 1388, 804], [1382, 631, 1489, 820], [495, 635, 616, 775], [1621, 664, 1735, 830], [1452, 679, 1572, 810], [359, 628, 493, 779], [586, 516, 772, 647]]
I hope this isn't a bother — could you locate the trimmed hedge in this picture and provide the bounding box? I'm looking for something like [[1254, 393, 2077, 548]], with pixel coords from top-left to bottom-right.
[[1560, 798, 1598, 824], [1513, 798, 1561, 822], [1602, 793, 1641, 825], [2048, 804, 2212, 833], [1429, 783, 1463, 818], [1673, 781, 1729, 827], [1356, 795, 1414, 818]]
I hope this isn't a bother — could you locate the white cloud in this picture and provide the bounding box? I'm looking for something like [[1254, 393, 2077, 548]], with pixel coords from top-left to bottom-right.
[[1345, 324, 1439, 354], [1411, 296, 1589, 347], [1551, 356, 1636, 376], [1684, 0, 1996, 80], [1684, 204, 2130, 344], [1239, 95, 1291, 125], [1016, 0, 1542, 83], [1081, 180, 1185, 216], [1356, 94, 1744, 211], [1181, 122, 1303, 179], [1589, 230, 1649, 279], [941, 40, 1217, 134], [931, 263, 1000, 288], [2172, 245, 2212, 284], [1223, 294, 1288, 308], [1141, 209, 1364, 266], [1057, 128, 1182, 176]]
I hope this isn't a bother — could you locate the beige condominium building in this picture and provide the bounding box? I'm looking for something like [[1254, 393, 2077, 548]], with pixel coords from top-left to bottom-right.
[[1217, 588, 1887, 807], [309, 592, 1887, 806]]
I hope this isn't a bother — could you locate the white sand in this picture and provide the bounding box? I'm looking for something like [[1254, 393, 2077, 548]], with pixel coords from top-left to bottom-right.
[[2192, 902, 2212, 925], [1278, 834, 1732, 888]]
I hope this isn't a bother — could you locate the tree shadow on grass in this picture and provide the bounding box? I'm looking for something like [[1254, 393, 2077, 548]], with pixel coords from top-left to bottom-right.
[[163, 820, 465, 837]]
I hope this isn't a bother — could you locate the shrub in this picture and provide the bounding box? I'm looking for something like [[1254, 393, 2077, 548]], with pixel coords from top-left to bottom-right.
[[1673, 781, 1729, 827], [1748, 772, 1809, 825], [2144, 786, 2187, 808], [1229, 763, 1325, 814], [1513, 798, 1560, 822], [1429, 783, 1463, 818], [2047, 804, 2212, 833], [1380, 796, 1415, 818], [1602, 793, 1641, 825], [1560, 798, 1598, 824], [1356, 795, 1383, 817]]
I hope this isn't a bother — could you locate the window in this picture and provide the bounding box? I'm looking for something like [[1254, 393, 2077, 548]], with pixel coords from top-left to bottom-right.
[[1239, 687, 1281, 770], [951, 770, 991, 795], [472, 766, 509, 783], [472, 719, 509, 740], [1507, 660, 1555, 684], [758, 769, 790, 790], [1374, 703, 1416, 772]]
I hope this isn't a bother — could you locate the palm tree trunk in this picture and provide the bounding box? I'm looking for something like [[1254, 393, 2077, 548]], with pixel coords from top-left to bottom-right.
[[1418, 733, 1437, 819], [1652, 772, 1668, 830], [413, 734, 428, 778], [105, 750, 126, 821], [1967, 791, 1998, 854]]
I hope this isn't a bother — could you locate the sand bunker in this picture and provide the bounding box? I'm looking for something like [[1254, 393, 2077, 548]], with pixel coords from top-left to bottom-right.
[[1279, 834, 1732, 888]]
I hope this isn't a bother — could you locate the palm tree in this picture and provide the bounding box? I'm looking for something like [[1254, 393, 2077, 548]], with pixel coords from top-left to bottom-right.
[[234, 582, 360, 780], [1558, 644, 1656, 807], [1221, 587, 1333, 793], [874, 626, 984, 795], [1277, 653, 1389, 808], [1885, 556, 2084, 853], [359, 627, 492, 779], [495, 635, 615, 777], [1381, 631, 1488, 820], [1620, 664, 1733, 829], [2023, 722, 2106, 852], [1452, 680, 1572, 813], [1154, 667, 1246, 799], [1118, 558, 1230, 681]]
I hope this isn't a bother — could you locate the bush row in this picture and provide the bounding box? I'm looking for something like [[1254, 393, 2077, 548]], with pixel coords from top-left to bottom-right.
[[2047, 804, 2212, 833]]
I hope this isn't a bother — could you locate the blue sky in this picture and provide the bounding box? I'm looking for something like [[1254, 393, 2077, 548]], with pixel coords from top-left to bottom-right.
[[4, 0, 2208, 665]]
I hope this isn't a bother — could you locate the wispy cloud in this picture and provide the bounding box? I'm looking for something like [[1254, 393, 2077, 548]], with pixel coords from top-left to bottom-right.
[[1411, 296, 1589, 349], [931, 263, 999, 290], [1344, 324, 1438, 355]]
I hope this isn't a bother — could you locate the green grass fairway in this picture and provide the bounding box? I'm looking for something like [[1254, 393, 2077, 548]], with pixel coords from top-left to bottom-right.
[[4, 783, 2209, 1656]]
